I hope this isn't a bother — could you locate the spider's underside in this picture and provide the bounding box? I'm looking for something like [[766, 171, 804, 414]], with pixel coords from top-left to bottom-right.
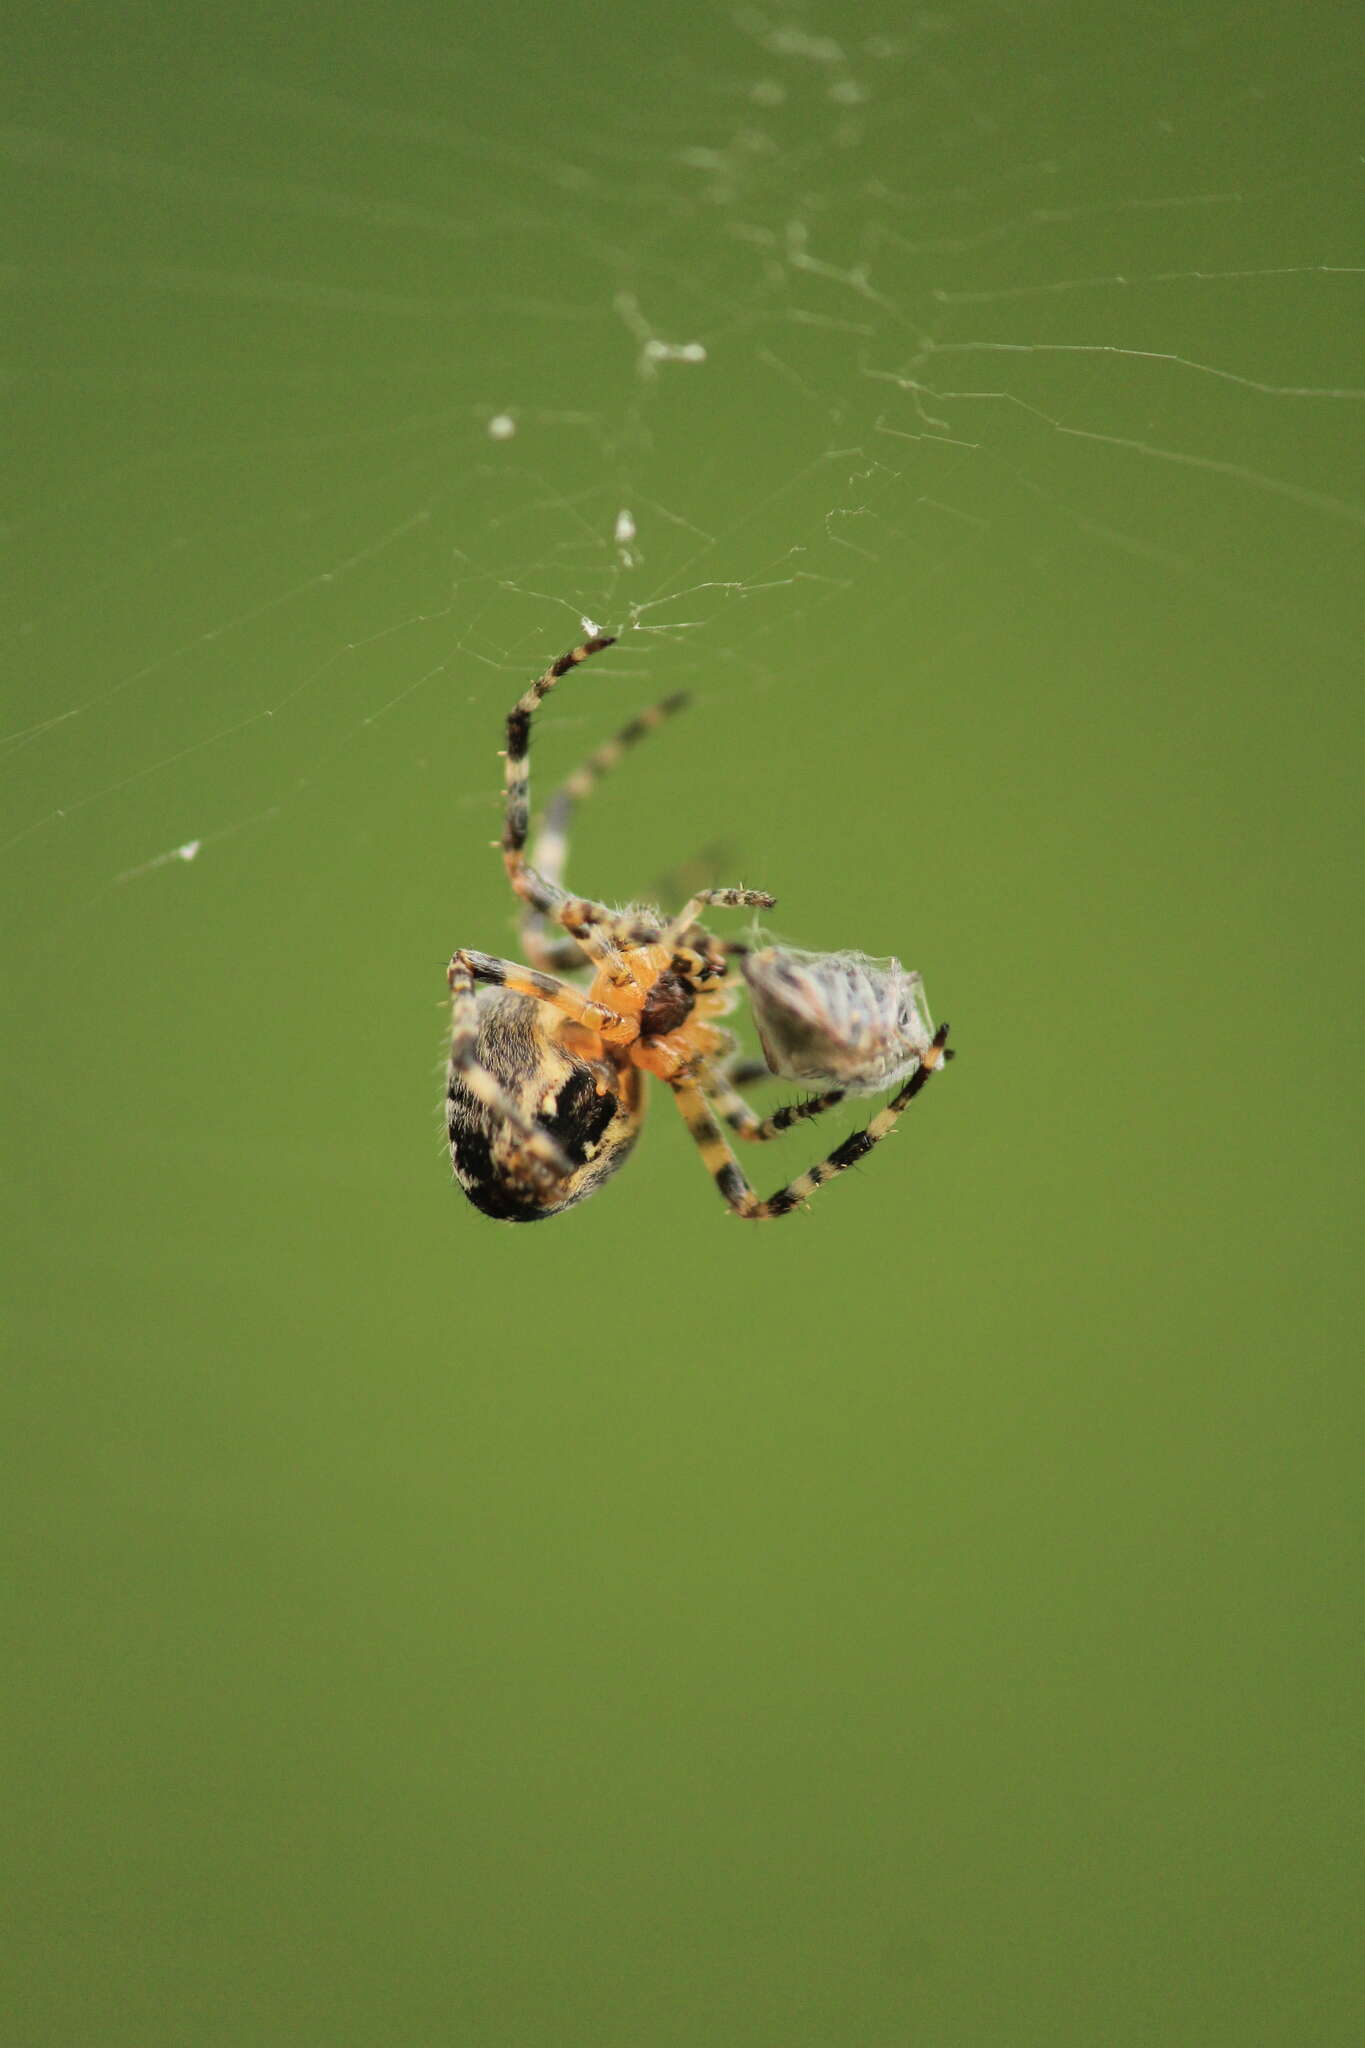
[[445, 636, 952, 1221]]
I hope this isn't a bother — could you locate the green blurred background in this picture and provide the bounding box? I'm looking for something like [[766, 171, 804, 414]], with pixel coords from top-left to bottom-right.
[[5, 3, 1361, 2041]]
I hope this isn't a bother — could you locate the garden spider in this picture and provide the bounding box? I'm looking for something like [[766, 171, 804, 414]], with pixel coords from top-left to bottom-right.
[[445, 635, 952, 1222]]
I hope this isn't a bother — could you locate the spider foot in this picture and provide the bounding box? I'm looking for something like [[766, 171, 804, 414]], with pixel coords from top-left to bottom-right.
[[923, 1022, 953, 1070], [712, 888, 776, 910]]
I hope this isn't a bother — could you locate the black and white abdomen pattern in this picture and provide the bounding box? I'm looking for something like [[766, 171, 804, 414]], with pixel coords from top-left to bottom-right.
[[447, 989, 641, 1222]]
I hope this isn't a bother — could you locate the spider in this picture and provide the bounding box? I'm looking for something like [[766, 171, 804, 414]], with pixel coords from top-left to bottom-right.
[[445, 635, 952, 1222]]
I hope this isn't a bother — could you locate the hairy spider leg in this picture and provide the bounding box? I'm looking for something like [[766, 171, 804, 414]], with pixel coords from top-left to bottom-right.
[[502, 636, 643, 974], [520, 689, 693, 971], [447, 958, 578, 1182], [661, 886, 776, 952], [446, 949, 627, 1033], [698, 1064, 848, 1142], [670, 1024, 953, 1218]]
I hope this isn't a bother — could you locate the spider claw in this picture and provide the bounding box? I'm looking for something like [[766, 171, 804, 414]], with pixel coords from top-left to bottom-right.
[[921, 1022, 953, 1072]]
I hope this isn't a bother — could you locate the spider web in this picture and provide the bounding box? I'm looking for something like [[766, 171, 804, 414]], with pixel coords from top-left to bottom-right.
[[3, 0, 1360, 948]]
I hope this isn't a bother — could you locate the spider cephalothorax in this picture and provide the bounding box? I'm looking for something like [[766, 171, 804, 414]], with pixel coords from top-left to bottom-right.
[[445, 636, 951, 1221]]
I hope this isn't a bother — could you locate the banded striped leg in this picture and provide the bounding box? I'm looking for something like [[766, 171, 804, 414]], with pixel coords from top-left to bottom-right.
[[501, 636, 632, 968], [446, 950, 626, 1034], [662, 888, 775, 950], [699, 1063, 847, 1142], [725, 1057, 776, 1088], [671, 1024, 952, 1218], [520, 690, 692, 971]]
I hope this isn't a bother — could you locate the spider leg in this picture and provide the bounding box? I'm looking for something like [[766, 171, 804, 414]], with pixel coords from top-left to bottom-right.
[[661, 887, 775, 951], [698, 1062, 847, 1143], [447, 958, 573, 1181], [516, 922, 584, 975], [520, 690, 692, 971], [501, 636, 639, 973], [670, 1025, 952, 1217], [447, 949, 626, 1034], [724, 1056, 777, 1089]]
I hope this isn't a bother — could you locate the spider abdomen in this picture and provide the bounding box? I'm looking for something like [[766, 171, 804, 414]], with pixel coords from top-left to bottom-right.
[[447, 990, 642, 1221]]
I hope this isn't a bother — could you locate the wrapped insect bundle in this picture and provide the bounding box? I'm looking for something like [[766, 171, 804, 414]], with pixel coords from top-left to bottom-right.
[[741, 945, 945, 1095]]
